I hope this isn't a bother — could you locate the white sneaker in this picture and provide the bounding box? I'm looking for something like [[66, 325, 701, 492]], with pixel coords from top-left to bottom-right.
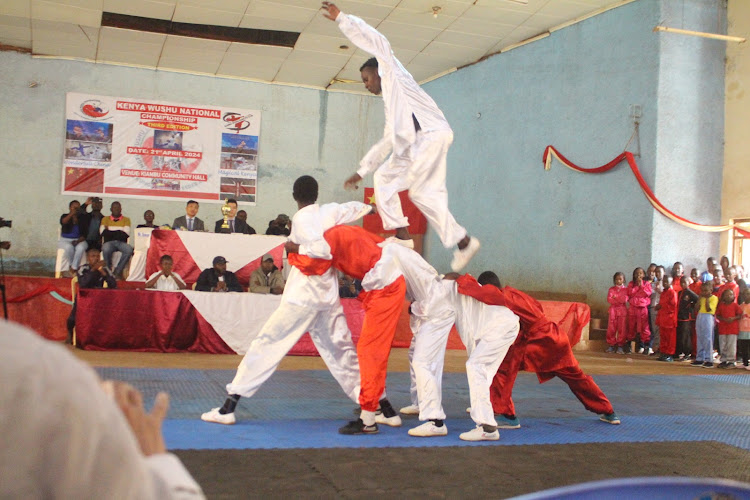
[[399, 404, 420, 415], [636, 347, 644, 354], [646, 348, 654, 355], [450, 237, 480, 272], [466, 407, 472, 414], [460, 425, 499, 442], [380, 236, 415, 249], [408, 421, 448, 437], [375, 413, 402, 427], [201, 407, 236, 425]]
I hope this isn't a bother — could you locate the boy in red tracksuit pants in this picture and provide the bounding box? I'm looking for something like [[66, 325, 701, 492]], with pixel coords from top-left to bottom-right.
[[655, 275, 678, 361], [459, 272, 619, 428], [289, 225, 407, 435]]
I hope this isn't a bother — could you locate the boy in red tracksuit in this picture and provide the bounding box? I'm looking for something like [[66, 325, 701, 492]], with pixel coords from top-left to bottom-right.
[[460, 272, 619, 428], [288, 225, 407, 435], [655, 275, 678, 361]]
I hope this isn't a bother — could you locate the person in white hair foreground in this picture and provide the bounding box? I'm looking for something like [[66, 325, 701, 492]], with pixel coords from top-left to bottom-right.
[[0, 320, 204, 499]]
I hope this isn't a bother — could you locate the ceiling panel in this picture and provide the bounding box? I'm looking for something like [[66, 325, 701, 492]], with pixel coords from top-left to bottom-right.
[[96, 26, 165, 67], [460, 5, 532, 25], [172, 4, 246, 27], [285, 48, 350, 68], [0, 14, 31, 40], [102, 0, 175, 19], [377, 20, 442, 42], [217, 53, 286, 81], [31, 0, 102, 27], [157, 35, 229, 74], [275, 60, 337, 87], [1, 0, 31, 17], [294, 32, 353, 55]]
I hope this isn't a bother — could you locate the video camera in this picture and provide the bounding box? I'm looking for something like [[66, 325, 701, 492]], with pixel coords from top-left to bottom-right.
[[0, 218, 11, 229]]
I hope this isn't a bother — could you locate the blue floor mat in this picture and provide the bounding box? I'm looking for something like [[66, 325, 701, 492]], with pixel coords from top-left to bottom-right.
[[94, 367, 750, 451]]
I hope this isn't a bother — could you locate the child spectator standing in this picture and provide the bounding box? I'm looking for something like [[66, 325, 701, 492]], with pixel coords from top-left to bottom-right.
[[676, 276, 699, 361], [655, 275, 678, 362], [715, 289, 742, 369], [738, 289, 750, 370], [692, 282, 719, 368], [648, 265, 665, 355], [606, 272, 628, 354], [688, 269, 703, 357], [627, 267, 652, 355]]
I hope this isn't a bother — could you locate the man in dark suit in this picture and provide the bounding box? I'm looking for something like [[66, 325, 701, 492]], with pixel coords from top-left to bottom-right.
[[172, 200, 205, 231], [214, 198, 256, 234], [195, 256, 243, 292]]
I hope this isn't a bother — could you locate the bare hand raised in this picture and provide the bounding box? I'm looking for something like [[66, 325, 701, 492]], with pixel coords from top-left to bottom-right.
[[321, 2, 340, 21], [344, 173, 362, 191]]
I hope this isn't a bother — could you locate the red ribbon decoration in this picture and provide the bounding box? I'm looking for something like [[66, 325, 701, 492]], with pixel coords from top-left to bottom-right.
[[542, 146, 750, 238]]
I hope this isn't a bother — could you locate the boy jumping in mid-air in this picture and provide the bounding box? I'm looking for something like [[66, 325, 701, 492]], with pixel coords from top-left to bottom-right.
[[321, 2, 480, 271]]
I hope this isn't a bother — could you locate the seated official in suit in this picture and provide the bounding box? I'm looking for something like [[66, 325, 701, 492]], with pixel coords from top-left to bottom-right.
[[249, 254, 285, 295], [173, 200, 205, 231], [66, 247, 117, 344], [195, 256, 243, 292], [146, 255, 187, 291], [214, 199, 255, 234]]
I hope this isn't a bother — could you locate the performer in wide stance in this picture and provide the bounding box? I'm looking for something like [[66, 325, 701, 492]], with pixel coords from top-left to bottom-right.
[[322, 1, 480, 272], [201, 176, 373, 425], [465, 272, 620, 427]]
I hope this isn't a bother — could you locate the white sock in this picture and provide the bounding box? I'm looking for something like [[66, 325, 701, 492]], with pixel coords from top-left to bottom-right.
[[360, 410, 376, 426]]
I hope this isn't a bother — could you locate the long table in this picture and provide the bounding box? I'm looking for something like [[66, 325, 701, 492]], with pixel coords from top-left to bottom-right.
[[75, 288, 365, 355], [126, 230, 287, 285]]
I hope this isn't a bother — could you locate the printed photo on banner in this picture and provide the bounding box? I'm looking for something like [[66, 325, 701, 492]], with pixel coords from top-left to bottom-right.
[[62, 93, 261, 204], [66, 120, 113, 143], [220, 177, 256, 203]]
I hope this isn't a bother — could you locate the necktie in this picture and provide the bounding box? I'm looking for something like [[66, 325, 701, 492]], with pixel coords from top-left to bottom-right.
[[188, 218, 193, 231], [230, 220, 234, 232]]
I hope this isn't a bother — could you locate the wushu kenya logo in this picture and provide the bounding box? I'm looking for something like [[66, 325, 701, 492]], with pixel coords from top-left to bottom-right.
[[76, 99, 111, 120], [222, 112, 253, 133]]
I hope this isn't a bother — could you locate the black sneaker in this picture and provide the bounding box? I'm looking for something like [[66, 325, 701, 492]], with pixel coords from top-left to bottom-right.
[[690, 360, 703, 367], [339, 418, 378, 435], [703, 362, 714, 369]]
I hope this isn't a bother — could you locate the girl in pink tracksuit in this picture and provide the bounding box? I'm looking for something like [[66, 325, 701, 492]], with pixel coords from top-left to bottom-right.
[[627, 267, 652, 354], [607, 272, 628, 354]]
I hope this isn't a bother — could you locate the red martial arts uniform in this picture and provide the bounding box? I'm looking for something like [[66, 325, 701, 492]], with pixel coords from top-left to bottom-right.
[[455, 275, 614, 417], [627, 280, 652, 344], [606, 285, 628, 347], [656, 287, 678, 356], [290, 226, 406, 412]]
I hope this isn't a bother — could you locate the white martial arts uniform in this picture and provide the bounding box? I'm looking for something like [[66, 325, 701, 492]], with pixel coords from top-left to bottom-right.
[[411, 280, 520, 427], [226, 202, 372, 402], [336, 12, 467, 248], [0, 320, 204, 500]]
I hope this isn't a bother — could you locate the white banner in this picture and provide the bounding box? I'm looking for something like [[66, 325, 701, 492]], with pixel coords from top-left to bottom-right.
[[62, 92, 261, 204]]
